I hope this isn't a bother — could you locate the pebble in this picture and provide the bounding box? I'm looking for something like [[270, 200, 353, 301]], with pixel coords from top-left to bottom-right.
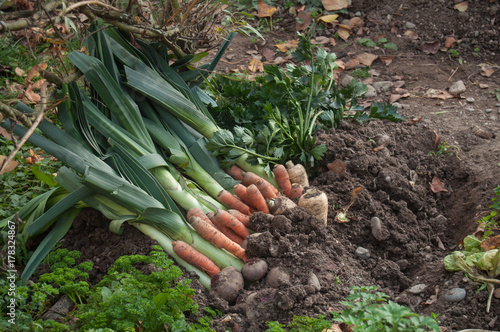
[[384, 175, 391, 183], [405, 22, 416, 29], [466, 97, 475, 103], [408, 284, 427, 294], [342, 74, 355, 88], [355, 247, 370, 259], [448, 80, 466, 96], [364, 85, 377, 98], [466, 106, 474, 112], [472, 125, 493, 139], [307, 272, 321, 292], [444, 288, 466, 302], [371, 217, 390, 241], [355, 11, 361, 16], [486, 108, 493, 113], [373, 81, 394, 93], [496, 103, 500, 107]]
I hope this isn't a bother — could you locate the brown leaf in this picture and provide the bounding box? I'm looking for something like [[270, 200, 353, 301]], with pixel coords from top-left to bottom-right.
[[444, 36, 457, 48], [424, 89, 454, 100], [350, 186, 363, 203], [337, 26, 351, 41], [0, 155, 19, 173], [422, 286, 439, 305], [318, 14, 339, 24], [371, 145, 385, 153], [24, 85, 41, 102], [379, 56, 395, 66], [327, 160, 346, 174], [389, 94, 402, 103], [15, 67, 25, 76], [480, 235, 500, 251], [430, 177, 448, 193], [296, 10, 312, 31], [349, 17, 364, 30], [311, 36, 331, 45], [26, 63, 48, 82], [344, 57, 360, 69], [261, 48, 275, 61], [454, 1, 468, 12], [31, 79, 47, 89], [256, 0, 277, 17], [322, 0, 348, 11], [0, 126, 12, 141], [480, 65, 497, 77], [421, 41, 440, 54], [275, 40, 299, 52], [406, 117, 423, 125], [356, 52, 378, 66], [247, 58, 264, 73], [403, 30, 419, 40]]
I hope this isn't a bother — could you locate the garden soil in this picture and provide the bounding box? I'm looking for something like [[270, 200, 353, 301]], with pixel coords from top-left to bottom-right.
[[36, 0, 500, 331]]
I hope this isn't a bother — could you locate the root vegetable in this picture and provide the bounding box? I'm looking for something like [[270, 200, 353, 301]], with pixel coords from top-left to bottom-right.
[[289, 183, 304, 200], [189, 216, 248, 262], [187, 207, 214, 226], [285, 161, 309, 187], [268, 196, 297, 215], [172, 241, 221, 277], [247, 184, 269, 214], [217, 189, 251, 215], [209, 212, 245, 246], [226, 164, 245, 181], [233, 184, 255, 209], [298, 188, 328, 225], [242, 171, 278, 195], [241, 258, 268, 282], [273, 164, 292, 198], [214, 209, 251, 239], [265, 267, 290, 288], [211, 266, 244, 304], [227, 209, 251, 229], [255, 179, 277, 200]]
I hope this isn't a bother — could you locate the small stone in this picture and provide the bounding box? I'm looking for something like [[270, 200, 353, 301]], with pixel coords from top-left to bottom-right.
[[474, 31, 480, 37], [371, 217, 390, 241], [486, 108, 493, 113], [495, 103, 500, 107], [373, 81, 394, 93], [444, 288, 466, 302], [342, 74, 355, 88], [355, 247, 370, 259], [466, 106, 474, 112], [493, 288, 500, 299], [364, 85, 377, 98], [384, 175, 391, 183], [408, 284, 427, 294], [405, 22, 416, 29], [355, 11, 361, 16], [466, 97, 475, 103], [308, 272, 321, 292], [376, 134, 391, 146], [434, 214, 447, 225], [448, 80, 466, 96]]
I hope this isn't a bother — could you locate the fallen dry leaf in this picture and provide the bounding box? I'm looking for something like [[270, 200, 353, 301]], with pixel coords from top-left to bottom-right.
[[311, 36, 331, 45], [318, 14, 339, 24], [0, 155, 19, 173], [444, 36, 457, 48], [480, 65, 498, 77], [31, 78, 47, 89], [379, 56, 395, 66], [356, 52, 378, 66], [329, 37, 337, 46], [406, 117, 423, 125], [15, 67, 25, 76], [371, 145, 385, 153], [0, 126, 12, 141], [430, 177, 448, 193], [404, 30, 419, 40], [389, 94, 402, 103], [349, 17, 364, 30], [421, 41, 440, 54], [335, 60, 346, 70], [256, 0, 277, 17], [479, 84, 489, 89], [322, 0, 348, 11], [275, 40, 299, 52], [327, 160, 346, 174], [480, 234, 500, 251], [24, 85, 41, 102], [247, 58, 264, 73], [454, 1, 468, 12], [422, 286, 439, 305], [26, 63, 48, 82], [296, 10, 312, 30], [337, 26, 351, 41], [344, 57, 360, 69], [261, 48, 275, 61], [424, 89, 454, 100]]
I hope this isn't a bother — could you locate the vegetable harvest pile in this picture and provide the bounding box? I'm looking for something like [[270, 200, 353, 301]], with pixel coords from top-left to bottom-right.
[[0, 28, 333, 295]]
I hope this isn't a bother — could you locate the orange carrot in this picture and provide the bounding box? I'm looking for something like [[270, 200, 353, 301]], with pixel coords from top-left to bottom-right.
[[289, 183, 304, 200], [217, 189, 251, 215], [233, 184, 254, 207], [187, 207, 214, 226], [214, 209, 251, 239], [273, 164, 292, 198], [172, 240, 221, 277], [255, 179, 277, 200], [242, 171, 279, 195], [246, 184, 269, 214], [189, 216, 248, 262], [206, 212, 244, 245], [226, 165, 245, 181], [227, 209, 251, 229]]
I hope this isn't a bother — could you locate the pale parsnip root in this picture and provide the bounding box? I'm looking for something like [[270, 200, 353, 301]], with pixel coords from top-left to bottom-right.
[[285, 161, 309, 188], [268, 196, 297, 215], [298, 187, 328, 225]]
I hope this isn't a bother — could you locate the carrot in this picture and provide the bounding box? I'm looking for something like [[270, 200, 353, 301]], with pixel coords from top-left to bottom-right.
[[233, 184, 254, 206], [206, 212, 244, 245], [242, 171, 279, 195], [189, 216, 248, 262], [226, 164, 245, 181], [172, 240, 221, 277], [214, 209, 251, 239], [255, 179, 277, 200], [217, 189, 251, 215], [273, 164, 292, 198], [227, 209, 251, 229], [289, 183, 304, 200], [246, 184, 269, 214], [187, 207, 214, 226]]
